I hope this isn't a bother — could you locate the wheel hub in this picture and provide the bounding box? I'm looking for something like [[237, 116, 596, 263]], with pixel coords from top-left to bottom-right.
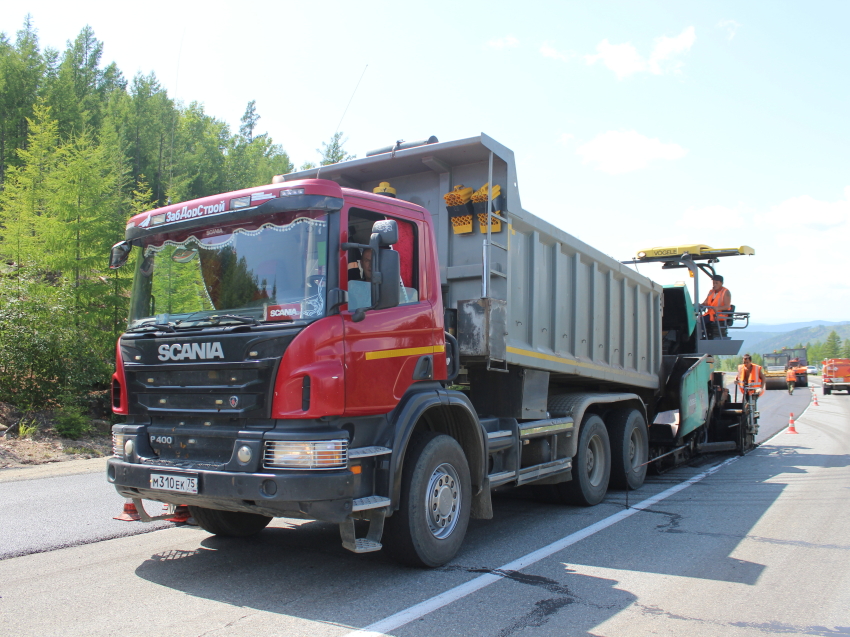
[[426, 463, 461, 539]]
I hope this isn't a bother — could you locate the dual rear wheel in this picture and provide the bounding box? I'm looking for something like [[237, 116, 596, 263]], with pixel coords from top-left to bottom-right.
[[552, 408, 648, 505]]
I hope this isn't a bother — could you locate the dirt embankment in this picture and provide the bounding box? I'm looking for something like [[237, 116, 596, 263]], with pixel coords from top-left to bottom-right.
[[0, 402, 112, 469]]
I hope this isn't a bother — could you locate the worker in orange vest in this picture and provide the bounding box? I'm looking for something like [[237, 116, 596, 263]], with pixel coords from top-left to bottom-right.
[[786, 367, 797, 395], [736, 354, 765, 398], [702, 275, 732, 339]]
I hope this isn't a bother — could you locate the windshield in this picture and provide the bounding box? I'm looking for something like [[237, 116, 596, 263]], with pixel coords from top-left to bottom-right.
[[128, 211, 328, 329], [763, 355, 788, 369]]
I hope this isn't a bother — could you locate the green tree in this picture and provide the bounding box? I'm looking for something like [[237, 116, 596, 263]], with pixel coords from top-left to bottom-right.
[[170, 101, 229, 202], [0, 102, 58, 270], [239, 100, 259, 143], [841, 339, 850, 359], [823, 330, 842, 359], [0, 16, 44, 184], [44, 127, 124, 330], [318, 131, 355, 166], [44, 26, 123, 139]]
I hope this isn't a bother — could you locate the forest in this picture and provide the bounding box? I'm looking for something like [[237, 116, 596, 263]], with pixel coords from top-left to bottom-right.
[[0, 18, 349, 426]]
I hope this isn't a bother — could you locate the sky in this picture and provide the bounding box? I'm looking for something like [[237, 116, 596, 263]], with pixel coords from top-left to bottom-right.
[[2, 1, 849, 324]]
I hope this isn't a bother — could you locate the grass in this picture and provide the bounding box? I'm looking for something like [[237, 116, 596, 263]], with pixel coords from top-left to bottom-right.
[[17, 418, 39, 439]]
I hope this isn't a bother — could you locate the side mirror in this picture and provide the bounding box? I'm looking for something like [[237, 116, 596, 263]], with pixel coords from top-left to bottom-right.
[[374, 249, 400, 310], [371, 219, 398, 246], [109, 241, 132, 269]]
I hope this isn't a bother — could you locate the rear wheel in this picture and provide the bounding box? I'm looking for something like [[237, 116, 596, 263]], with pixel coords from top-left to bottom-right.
[[824, 386, 832, 395], [608, 409, 648, 490], [383, 433, 471, 567], [553, 414, 610, 506], [187, 506, 272, 537]]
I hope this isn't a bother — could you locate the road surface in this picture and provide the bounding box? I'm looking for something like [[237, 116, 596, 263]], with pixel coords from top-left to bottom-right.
[[1, 381, 847, 637]]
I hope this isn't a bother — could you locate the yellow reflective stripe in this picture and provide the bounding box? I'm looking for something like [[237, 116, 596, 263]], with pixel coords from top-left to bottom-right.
[[505, 346, 651, 381], [365, 345, 445, 361]]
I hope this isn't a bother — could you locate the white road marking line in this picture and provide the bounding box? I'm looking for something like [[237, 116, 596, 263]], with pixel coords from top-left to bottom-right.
[[345, 456, 739, 637]]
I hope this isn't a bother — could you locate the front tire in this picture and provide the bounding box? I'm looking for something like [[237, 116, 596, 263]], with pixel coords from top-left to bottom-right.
[[553, 414, 611, 506], [383, 433, 471, 568], [608, 409, 648, 490], [187, 506, 272, 537]]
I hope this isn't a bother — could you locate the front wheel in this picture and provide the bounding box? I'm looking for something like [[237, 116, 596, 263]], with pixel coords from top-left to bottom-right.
[[187, 506, 272, 537], [383, 433, 471, 567], [553, 414, 611, 506]]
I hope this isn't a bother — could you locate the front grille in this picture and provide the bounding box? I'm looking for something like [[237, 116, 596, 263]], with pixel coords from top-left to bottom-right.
[[139, 368, 260, 388], [125, 361, 274, 418]]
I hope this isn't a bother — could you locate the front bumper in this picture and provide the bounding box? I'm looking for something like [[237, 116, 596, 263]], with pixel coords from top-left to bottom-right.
[[107, 458, 355, 523]]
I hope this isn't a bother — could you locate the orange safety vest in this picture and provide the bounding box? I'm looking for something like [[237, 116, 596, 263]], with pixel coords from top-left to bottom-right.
[[737, 363, 764, 393], [786, 368, 797, 382], [704, 286, 731, 322]]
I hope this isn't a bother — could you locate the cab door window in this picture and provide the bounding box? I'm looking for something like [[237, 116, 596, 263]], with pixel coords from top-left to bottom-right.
[[347, 208, 418, 310]]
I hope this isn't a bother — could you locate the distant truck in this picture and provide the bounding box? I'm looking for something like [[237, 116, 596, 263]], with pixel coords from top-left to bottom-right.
[[780, 347, 808, 388], [106, 133, 755, 567], [822, 359, 850, 395], [762, 352, 792, 390]]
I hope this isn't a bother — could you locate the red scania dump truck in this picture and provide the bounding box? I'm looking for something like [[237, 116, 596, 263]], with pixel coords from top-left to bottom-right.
[[107, 134, 755, 567]]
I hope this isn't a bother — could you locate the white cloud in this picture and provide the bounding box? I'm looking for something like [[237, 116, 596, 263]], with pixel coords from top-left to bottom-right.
[[487, 36, 519, 50], [664, 188, 850, 321], [754, 190, 850, 231], [648, 26, 696, 74], [560, 133, 575, 144], [540, 42, 571, 62], [584, 40, 646, 79], [576, 130, 687, 174], [717, 20, 741, 40], [584, 27, 695, 79]]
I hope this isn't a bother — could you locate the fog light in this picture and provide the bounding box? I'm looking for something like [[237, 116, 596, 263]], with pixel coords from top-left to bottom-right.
[[263, 440, 348, 470], [237, 445, 253, 464], [112, 433, 125, 458], [124, 438, 135, 458]]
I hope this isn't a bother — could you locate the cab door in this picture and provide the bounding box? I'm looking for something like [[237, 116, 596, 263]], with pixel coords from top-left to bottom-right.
[[342, 204, 438, 416]]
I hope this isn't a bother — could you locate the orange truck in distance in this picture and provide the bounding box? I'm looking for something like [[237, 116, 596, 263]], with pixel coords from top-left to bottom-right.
[[822, 359, 850, 395]]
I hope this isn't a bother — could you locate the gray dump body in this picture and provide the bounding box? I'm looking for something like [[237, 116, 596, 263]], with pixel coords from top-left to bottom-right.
[[284, 134, 662, 391]]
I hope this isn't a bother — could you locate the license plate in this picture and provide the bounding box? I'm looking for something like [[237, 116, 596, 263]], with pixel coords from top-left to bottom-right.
[[150, 473, 198, 494]]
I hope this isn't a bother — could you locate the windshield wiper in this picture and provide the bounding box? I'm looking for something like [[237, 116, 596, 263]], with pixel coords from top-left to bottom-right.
[[203, 314, 260, 326], [127, 320, 176, 333], [173, 311, 210, 328]]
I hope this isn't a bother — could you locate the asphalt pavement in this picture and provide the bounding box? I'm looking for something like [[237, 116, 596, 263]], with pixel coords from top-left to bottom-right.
[[0, 462, 172, 559], [2, 381, 847, 637]]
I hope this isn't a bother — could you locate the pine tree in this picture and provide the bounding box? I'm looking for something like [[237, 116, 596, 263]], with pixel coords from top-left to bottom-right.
[[0, 101, 59, 270], [318, 131, 355, 165], [822, 330, 842, 359], [0, 16, 45, 185], [239, 100, 259, 143], [45, 127, 123, 327]]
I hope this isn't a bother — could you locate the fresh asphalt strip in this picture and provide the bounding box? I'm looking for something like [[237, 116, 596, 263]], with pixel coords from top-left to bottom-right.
[[345, 456, 740, 637]]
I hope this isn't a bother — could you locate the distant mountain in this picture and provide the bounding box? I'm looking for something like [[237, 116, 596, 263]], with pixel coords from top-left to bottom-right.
[[733, 331, 775, 354], [748, 323, 850, 354], [743, 320, 844, 333]]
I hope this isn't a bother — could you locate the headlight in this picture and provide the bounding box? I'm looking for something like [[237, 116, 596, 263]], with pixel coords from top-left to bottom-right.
[[263, 440, 347, 470], [112, 433, 125, 458]]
